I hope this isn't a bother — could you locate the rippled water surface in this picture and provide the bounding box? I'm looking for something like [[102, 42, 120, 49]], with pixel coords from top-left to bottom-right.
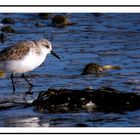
[[0, 13, 140, 127]]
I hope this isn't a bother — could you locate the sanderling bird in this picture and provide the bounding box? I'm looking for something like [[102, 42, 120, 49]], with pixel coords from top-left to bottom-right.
[[0, 39, 60, 93]]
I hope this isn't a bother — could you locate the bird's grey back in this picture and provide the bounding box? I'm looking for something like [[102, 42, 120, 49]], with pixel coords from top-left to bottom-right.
[[0, 41, 37, 61]]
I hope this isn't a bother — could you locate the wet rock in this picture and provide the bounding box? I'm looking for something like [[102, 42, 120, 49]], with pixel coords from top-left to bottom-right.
[[81, 63, 121, 75], [92, 87, 140, 112], [82, 63, 103, 75], [32, 87, 140, 113], [51, 15, 75, 27], [1, 26, 16, 33], [38, 13, 53, 19], [1, 17, 15, 24], [32, 88, 93, 113]]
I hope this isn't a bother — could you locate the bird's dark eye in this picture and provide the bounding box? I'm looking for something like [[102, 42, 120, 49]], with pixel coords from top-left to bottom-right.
[[46, 45, 49, 48]]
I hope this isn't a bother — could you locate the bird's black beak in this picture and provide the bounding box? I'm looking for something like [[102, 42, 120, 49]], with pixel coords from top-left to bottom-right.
[[51, 50, 61, 60]]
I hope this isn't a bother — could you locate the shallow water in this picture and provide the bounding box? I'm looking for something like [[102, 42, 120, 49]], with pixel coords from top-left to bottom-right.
[[0, 13, 140, 127]]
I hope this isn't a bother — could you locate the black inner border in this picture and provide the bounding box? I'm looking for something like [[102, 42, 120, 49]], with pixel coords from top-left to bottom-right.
[[0, 5, 139, 7], [0, 4, 140, 134], [0, 132, 140, 134]]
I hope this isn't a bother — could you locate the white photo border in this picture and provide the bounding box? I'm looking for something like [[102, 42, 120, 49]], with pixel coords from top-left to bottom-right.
[[0, 5, 140, 134]]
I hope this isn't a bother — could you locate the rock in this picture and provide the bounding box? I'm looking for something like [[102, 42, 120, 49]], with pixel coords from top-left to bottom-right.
[[51, 15, 75, 27], [2, 18, 15, 24], [81, 63, 103, 75], [32, 87, 140, 113], [81, 63, 121, 75], [1, 26, 16, 33]]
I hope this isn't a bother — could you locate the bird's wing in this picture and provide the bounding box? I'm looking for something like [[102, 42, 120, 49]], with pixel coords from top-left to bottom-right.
[[0, 41, 35, 61]]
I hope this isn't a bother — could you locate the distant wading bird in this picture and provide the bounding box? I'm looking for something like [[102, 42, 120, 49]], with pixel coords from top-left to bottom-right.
[[0, 39, 60, 93]]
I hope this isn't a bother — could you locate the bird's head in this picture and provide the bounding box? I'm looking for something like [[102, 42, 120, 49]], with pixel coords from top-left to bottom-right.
[[37, 39, 60, 60]]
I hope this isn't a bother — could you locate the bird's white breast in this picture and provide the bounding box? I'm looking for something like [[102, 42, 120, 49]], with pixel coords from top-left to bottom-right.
[[1, 48, 48, 73]]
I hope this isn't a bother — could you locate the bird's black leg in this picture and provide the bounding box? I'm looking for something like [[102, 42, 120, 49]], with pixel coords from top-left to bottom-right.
[[11, 73, 15, 94], [22, 74, 33, 87]]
